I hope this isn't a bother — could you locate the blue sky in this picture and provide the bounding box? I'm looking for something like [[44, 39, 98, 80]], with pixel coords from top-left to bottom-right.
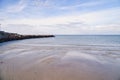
[[0, 0, 120, 34]]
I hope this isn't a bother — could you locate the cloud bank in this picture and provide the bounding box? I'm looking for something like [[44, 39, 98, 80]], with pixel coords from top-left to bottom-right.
[[0, 0, 120, 34]]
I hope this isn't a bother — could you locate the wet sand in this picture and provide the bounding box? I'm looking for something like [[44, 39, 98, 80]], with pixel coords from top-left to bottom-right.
[[0, 43, 120, 80]]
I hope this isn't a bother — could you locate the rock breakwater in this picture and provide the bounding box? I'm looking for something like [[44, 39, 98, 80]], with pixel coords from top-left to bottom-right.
[[0, 31, 54, 43]]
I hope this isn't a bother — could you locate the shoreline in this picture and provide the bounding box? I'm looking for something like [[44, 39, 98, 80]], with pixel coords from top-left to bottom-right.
[[0, 31, 55, 43]]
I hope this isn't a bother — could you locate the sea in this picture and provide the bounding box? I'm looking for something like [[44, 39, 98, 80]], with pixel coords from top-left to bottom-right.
[[1, 35, 119, 46], [0, 35, 120, 80]]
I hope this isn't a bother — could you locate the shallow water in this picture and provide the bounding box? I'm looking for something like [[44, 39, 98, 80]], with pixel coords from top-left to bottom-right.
[[0, 35, 120, 80]]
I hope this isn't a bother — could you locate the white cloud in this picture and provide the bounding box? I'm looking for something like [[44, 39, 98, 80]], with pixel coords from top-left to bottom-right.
[[2, 7, 120, 34], [57, 1, 105, 10], [94, 24, 120, 31], [32, 0, 54, 8], [27, 0, 107, 10], [6, 0, 27, 13], [4, 7, 120, 25]]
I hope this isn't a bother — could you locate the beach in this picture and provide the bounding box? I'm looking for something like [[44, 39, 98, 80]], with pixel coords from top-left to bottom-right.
[[1, 0, 120, 79], [0, 35, 120, 80]]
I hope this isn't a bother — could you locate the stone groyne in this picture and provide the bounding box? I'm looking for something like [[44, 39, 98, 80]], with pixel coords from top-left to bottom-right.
[[0, 31, 55, 43]]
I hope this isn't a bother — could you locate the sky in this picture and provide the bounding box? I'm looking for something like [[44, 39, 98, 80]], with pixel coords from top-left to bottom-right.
[[0, 0, 120, 35]]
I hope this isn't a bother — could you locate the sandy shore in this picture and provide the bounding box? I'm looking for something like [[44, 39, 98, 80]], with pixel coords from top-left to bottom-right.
[[0, 44, 120, 80]]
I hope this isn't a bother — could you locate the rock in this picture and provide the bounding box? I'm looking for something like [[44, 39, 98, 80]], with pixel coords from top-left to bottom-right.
[[0, 31, 55, 43]]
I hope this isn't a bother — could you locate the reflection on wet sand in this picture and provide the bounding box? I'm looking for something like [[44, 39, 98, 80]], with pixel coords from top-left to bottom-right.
[[0, 44, 120, 80]]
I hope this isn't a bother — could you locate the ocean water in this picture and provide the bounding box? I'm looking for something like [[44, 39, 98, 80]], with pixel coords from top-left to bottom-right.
[[0, 35, 120, 80], [4, 35, 119, 46]]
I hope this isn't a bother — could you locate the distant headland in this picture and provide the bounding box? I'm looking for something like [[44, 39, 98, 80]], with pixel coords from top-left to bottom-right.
[[0, 31, 55, 43]]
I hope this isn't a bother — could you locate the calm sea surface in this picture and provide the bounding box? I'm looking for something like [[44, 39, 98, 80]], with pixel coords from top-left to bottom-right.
[[2, 35, 119, 46]]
